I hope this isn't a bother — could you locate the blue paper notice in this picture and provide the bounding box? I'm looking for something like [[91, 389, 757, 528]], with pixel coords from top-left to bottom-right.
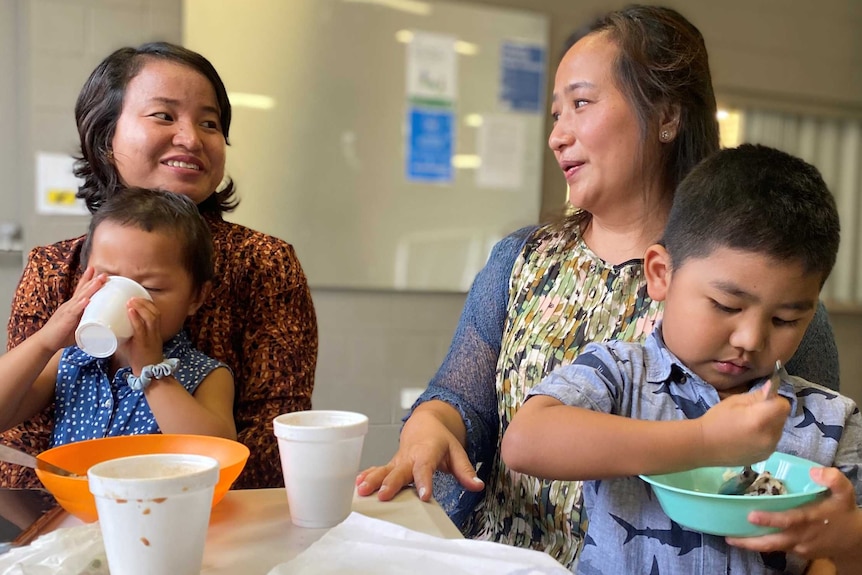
[[406, 107, 454, 183], [500, 42, 545, 113]]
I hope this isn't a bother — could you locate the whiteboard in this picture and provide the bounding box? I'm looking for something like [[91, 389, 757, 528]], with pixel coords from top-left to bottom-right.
[[185, 0, 548, 291]]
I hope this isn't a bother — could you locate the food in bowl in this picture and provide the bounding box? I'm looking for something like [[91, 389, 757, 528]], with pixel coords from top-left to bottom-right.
[[35, 434, 249, 523], [743, 471, 787, 496], [639, 452, 827, 537]]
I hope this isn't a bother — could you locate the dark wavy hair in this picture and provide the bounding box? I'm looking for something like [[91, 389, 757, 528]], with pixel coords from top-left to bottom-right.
[[81, 187, 215, 294], [556, 5, 719, 230], [74, 41, 237, 215]]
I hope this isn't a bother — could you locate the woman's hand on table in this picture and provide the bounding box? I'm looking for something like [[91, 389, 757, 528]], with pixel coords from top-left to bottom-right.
[[727, 467, 862, 570], [356, 401, 484, 502]]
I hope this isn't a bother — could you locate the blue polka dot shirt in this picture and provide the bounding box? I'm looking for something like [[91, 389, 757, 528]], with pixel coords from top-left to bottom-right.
[[51, 330, 227, 446]]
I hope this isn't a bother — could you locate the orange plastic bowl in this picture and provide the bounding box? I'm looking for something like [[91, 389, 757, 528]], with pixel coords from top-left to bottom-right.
[[35, 434, 249, 523]]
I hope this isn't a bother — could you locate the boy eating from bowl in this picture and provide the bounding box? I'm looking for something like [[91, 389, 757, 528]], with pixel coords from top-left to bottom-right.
[[0, 188, 236, 445], [501, 144, 861, 574]]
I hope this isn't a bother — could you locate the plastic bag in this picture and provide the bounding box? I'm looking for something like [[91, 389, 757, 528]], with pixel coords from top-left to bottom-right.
[[0, 524, 108, 575]]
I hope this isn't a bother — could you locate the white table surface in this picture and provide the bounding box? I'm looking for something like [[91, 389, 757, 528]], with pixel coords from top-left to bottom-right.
[[52, 488, 461, 574]]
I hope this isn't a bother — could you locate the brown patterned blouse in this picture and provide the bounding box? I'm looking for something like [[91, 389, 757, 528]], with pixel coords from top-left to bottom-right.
[[2, 213, 317, 490]]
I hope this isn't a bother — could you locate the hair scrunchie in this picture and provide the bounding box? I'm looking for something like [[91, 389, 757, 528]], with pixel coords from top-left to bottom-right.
[[127, 358, 180, 391]]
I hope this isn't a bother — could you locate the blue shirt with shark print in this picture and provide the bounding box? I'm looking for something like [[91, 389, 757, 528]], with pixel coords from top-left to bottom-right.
[[528, 325, 862, 575]]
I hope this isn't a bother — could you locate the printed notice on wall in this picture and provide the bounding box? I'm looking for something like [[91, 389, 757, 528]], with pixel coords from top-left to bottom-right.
[[476, 114, 525, 190], [406, 106, 454, 184], [36, 152, 88, 216], [500, 42, 545, 113], [406, 31, 458, 105]]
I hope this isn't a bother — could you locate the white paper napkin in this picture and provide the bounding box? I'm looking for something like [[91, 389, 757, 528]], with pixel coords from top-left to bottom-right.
[[267, 512, 570, 575]]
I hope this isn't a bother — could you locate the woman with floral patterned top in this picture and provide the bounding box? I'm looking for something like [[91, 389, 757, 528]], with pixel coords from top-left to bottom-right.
[[356, 5, 841, 568], [3, 42, 317, 490]]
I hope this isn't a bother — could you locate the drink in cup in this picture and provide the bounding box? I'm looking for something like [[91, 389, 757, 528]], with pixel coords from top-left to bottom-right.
[[75, 275, 152, 358], [273, 410, 369, 528], [88, 453, 219, 575]]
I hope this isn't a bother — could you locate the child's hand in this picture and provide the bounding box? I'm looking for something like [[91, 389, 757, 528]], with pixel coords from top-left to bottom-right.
[[122, 297, 165, 375], [699, 382, 790, 466], [727, 467, 862, 564], [38, 267, 106, 351]]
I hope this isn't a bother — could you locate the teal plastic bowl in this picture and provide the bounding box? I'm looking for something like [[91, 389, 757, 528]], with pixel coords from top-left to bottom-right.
[[639, 452, 828, 537]]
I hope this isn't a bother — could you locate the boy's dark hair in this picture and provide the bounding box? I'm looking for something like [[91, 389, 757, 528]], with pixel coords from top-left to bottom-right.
[[81, 188, 215, 293], [74, 41, 237, 215], [661, 144, 840, 285]]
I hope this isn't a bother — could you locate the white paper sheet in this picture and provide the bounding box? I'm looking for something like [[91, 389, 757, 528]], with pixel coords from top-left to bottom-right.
[[268, 512, 570, 575], [406, 31, 458, 103], [35, 152, 88, 216], [476, 114, 526, 190]]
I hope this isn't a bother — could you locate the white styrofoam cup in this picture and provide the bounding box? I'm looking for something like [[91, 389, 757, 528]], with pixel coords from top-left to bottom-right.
[[273, 410, 369, 528], [75, 275, 152, 358], [88, 453, 219, 575]]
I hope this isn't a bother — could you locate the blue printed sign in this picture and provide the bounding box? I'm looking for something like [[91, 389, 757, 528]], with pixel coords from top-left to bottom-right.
[[500, 42, 545, 113], [406, 107, 454, 183]]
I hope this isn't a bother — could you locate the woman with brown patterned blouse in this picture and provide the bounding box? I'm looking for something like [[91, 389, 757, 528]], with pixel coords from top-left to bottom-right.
[[2, 42, 317, 490]]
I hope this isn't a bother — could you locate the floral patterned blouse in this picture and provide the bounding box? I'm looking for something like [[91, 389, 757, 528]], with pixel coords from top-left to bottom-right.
[[2, 213, 317, 490], [466, 224, 662, 567]]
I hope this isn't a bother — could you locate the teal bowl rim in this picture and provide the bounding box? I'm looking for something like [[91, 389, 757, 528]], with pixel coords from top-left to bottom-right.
[[638, 452, 829, 499], [638, 472, 828, 500]]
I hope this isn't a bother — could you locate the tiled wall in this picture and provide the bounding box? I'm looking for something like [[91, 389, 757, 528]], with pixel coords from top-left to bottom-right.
[[311, 289, 466, 469], [0, 253, 20, 352], [0, 0, 20, 354]]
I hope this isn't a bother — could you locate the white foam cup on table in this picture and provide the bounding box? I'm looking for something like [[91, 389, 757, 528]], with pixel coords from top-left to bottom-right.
[[75, 275, 152, 358], [88, 453, 219, 575], [273, 410, 369, 528]]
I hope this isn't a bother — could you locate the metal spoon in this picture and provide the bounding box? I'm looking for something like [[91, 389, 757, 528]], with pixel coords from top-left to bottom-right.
[[718, 464, 758, 495], [717, 361, 783, 495], [0, 444, 81, 478], [765, 360, 783, 399]]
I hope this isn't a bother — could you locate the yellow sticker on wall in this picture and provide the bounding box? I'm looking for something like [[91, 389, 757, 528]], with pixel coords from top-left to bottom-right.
[[36, 152, 88, 215], [46, 189, 78, 205]]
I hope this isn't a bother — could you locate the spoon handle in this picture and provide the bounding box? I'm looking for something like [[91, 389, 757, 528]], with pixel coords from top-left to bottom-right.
[[0, 444, 79, 477], [766, 360, 782, 399]]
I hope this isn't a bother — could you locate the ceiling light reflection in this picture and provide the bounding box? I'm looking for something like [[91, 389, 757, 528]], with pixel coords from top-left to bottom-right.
[[452, 154, 481, 169], [344, 0, 431, 16], [464, 114, 483, 127], [395, 30, 478, 56], [229, 93, 276, 110]]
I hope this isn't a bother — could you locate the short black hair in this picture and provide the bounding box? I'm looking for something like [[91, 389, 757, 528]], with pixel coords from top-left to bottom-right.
[[74, 41, 236, 215], [81, 188, 215, 293], [661, 144, 840, 286]]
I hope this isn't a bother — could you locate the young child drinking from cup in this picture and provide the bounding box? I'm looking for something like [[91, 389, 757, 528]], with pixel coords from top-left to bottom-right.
[[0, 188, 236, 444], [501, 144, 862, 574]]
